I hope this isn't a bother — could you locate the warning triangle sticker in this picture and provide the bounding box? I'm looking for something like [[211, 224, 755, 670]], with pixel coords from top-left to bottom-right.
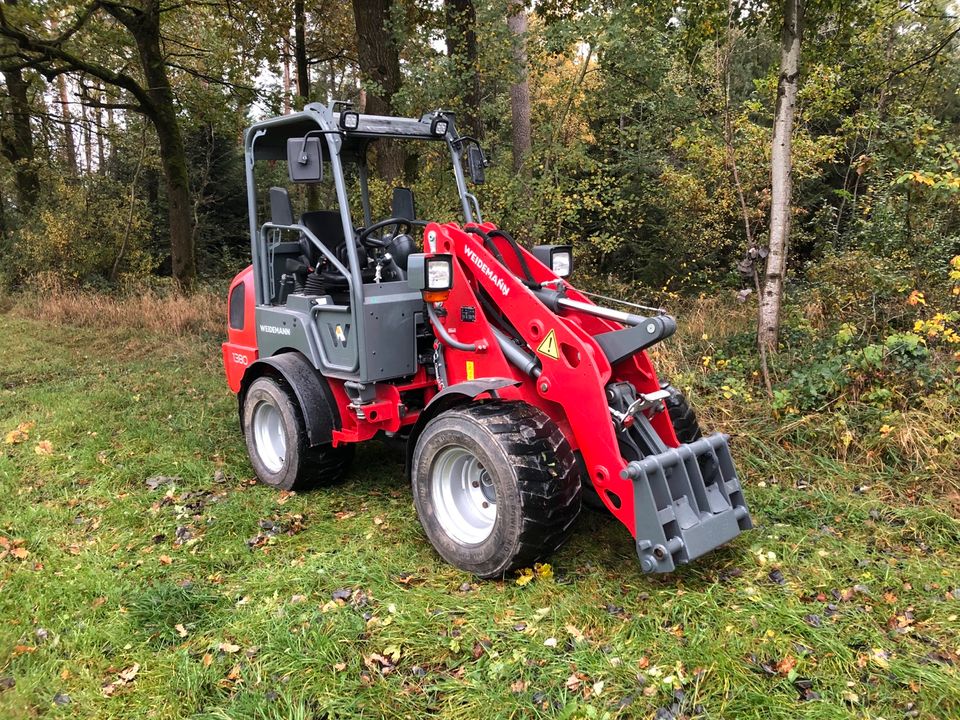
[[537, 329, 560, 360]]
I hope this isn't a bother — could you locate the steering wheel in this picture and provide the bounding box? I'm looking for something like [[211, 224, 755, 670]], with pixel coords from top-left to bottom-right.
[[357, 218, 413, 249]]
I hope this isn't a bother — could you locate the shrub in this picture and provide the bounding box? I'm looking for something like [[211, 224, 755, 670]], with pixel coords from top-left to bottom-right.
[[11, 173, 155, 286]]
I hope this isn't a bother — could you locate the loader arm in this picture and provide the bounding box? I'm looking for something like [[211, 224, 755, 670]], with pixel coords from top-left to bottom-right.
[[424, 222, 752, 572]]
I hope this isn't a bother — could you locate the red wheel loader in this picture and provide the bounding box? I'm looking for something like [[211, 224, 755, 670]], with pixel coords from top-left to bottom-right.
[[222, 103, 752, 578]]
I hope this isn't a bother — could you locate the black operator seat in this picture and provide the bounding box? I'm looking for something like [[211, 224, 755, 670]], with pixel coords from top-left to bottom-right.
[[300, 210, 345, 268], [391, 187, 416, 222], [388, 187, 418, 273]]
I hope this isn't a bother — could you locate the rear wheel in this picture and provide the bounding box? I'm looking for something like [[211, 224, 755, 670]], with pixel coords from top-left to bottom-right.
[[412, 401, 581, 579], [242, 376, 353, 490]]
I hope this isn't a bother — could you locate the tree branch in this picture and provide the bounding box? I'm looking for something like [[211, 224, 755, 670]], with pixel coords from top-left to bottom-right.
[[876, 24, 960, 88], [165, 61, 254, 92], [0, 5, 156, 116]]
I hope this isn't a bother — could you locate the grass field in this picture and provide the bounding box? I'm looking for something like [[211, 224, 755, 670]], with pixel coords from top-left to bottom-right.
[[1, 302, 958, 719]]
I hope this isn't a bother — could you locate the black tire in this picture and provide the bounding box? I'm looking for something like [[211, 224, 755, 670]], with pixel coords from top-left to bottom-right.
[[661, 381, 703, 443], [242, 376, 353, 490], [411, 401, 581, 579], [583, 381, 703, 512]]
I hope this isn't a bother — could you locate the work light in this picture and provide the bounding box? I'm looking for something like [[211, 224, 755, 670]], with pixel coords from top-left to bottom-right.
[[532, 245, 573, 278], [551, 249, 571, 277], [340, 111, 360, 130], [426, 256, 453, 290], [430, 116, 449, 137], [407, 253, 455, 302]]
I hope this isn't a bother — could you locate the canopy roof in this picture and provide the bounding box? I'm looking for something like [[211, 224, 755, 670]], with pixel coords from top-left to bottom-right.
[[247, 105, 454, 163]]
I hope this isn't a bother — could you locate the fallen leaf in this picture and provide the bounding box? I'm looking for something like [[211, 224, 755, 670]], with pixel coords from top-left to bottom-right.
[[333, 661, 347, 672], [4, 429, 28, 445], [592, 680, 605, 696], [34, 440, 53, 455], [118, 664, 139, 682], [565, 673, 582, 691], [219, 642, 241, 653], [516, 568, 534, 586], [11, 547, 29, 560], [202, 653, 213, 667], [543, 637, 557, 648], [868, 648, 890, 669], [565, 624, 585, 642], [775, 655, 797, 675], [511, 679, 529, 693], [175, 624, 188, 638], [91, 596, 107, 609], [534, 562, 553, 580], [159, 555, 173, 565]]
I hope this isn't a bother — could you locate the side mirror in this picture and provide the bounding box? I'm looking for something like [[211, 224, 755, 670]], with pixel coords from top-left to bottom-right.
[[287, 137, 323, 183], [467, 145, 486, 185]]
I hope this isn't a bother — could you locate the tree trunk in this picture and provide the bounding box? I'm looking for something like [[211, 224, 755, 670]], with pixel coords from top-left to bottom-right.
[[445, 0, 480, 138], [294, 0, 309, 108], [96, 84, 105, 170], [758, 0, 802, 351], [56, 73, 78, 174], [0, 64, 40, 208], [282, 38, 291, 115], [351, 0, 404, 179], [132, 0, 195, 288], [507, 5, 532, 175], [0, 0, 38, 209], [81, 96, 93, 171]]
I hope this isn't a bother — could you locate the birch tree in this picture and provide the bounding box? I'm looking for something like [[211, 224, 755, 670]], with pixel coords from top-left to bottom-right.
[[758, 0, 802, 350]]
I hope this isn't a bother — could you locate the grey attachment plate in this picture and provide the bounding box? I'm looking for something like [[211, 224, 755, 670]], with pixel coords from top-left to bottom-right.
[[622, 433, 753, 573]]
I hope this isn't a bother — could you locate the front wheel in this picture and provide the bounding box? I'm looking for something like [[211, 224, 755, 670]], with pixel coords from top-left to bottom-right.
[[411, 401, 581, 579], [242, 376, 353, 490]]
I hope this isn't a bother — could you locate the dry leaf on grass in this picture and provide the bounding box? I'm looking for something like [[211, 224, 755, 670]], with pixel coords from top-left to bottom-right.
[[102, 663, 139, 697]]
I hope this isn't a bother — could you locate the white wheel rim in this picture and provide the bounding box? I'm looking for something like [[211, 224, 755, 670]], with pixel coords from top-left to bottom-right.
[[430, 446, 497, 544], [252, 400, 286, 473]]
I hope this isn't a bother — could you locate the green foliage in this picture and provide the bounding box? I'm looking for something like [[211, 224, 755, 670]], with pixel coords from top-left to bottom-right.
[[11, 172, 154, 286]]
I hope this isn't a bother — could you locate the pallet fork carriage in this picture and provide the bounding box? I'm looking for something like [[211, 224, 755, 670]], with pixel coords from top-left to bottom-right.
[[222, 101, 752, 577]]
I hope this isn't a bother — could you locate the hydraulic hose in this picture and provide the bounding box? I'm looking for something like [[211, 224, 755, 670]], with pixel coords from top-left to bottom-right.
[[426, 302, 478, 352], [464, 226, 507, 265], [488, 228, 535, 285]]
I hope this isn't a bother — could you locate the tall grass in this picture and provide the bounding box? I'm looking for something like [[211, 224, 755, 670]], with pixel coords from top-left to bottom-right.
[[9, 273, 224, 336]]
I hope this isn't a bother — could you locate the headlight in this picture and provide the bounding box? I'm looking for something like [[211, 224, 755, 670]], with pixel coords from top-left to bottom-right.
[[407, 253, 455, 300], [532, 244, 574, 278], [551, 250, 571, 277], [426, 257, 453, 290], [340, 111, 359, 130], [430, 116, 449, 136]]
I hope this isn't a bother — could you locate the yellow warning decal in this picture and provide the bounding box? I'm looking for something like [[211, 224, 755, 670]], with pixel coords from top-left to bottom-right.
[[466, 360, 475, 381], [536, 329, 560, 360]]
